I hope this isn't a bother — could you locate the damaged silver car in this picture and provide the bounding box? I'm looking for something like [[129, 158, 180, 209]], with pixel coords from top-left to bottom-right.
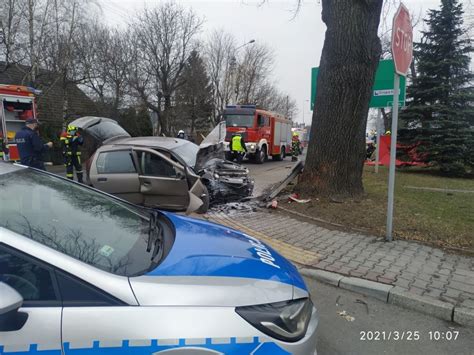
[[69, 117, 254, 213]]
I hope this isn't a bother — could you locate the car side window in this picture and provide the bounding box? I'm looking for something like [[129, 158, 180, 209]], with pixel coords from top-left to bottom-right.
[[0, 245, 59, 304], [97, 150, 136, 174], [56, 270, 125, 307], [139, 152, 177, 178]]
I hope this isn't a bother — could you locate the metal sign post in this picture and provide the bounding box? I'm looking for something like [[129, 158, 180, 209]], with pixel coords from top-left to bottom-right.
[[386, 3, 413, 242], [375, 109, 382, 173], [386, 75, 400, 241]]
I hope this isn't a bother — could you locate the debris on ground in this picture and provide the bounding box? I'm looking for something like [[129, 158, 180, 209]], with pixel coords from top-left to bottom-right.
[[329, 195, 344, 204], [337, 310, 355, 322], [209, 201, 258, 215], [288, 193, 311, 204], [267, 200, 278, 209], [355, 299, 369, 314]]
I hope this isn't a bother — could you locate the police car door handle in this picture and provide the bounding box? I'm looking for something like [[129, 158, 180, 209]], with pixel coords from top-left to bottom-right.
[[98, 177, 107, 182]]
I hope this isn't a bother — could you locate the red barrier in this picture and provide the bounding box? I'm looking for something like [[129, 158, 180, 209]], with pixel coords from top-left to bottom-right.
[[366, 135, 426, 167]]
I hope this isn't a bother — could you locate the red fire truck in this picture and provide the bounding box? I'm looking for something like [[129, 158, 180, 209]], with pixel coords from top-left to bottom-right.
[[0, 85, 39, 161], [223, 104, 292, 164]]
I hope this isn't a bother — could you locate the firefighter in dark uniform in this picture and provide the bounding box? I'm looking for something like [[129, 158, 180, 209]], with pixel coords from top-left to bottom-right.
[[61, 125, 84, 182], [14, 118, 53, 169], [291, 132, 301, 162], [230, 132, 247, 164], [0, 132, 6, 160]]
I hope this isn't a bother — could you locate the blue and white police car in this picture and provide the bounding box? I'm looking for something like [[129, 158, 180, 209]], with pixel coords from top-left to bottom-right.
[[0, 163, 318, 354]]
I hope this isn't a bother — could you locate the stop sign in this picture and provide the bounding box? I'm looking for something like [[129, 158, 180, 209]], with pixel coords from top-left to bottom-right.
[[391, 4, 413, 76]]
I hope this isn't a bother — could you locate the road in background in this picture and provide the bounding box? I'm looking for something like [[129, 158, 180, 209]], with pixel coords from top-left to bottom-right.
[[243, 152, 306, 197], [306, 278, 474, 355]]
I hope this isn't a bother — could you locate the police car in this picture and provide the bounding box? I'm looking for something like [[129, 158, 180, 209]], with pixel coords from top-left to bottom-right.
[[0, 163, 318, 355]]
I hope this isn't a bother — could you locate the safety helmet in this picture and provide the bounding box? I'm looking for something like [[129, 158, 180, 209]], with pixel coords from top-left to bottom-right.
[[292, 132, 298, 137], [385, 130, 391, 135], [178, 130, 185, 135], [67, 125, 77, 133]]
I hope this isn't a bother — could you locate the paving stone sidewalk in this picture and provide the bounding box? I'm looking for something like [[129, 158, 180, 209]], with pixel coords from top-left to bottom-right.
[[207, 210, 474, 310]]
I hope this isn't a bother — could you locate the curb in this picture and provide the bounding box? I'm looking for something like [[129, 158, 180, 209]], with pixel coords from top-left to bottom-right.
[[205, 209, 474, 327], [299, 267, 474, 327]]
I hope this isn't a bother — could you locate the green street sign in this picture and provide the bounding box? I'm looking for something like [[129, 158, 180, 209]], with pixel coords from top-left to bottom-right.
[[310, 59, 407, 110]]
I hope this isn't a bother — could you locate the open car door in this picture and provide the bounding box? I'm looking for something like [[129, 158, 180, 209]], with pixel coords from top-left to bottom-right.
[[131, 147, 203, 212], [68, 116, 131, 164]]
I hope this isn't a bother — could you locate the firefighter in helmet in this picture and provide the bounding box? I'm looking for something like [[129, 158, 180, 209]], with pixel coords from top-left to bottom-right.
[[177, 130, 185, 139], [230, 131, 247, 164], [291, 132, 301, 162], [61, 125, 84, 183]]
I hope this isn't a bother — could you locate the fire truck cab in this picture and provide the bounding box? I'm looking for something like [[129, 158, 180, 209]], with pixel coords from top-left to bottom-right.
[[223, 105, 292, 164], [0, 85, 39, 161]]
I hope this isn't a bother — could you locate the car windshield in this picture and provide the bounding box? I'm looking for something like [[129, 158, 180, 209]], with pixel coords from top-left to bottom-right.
[[0, 169, 165, 276], [171, 141, 199, 168], [225, 114, 255, 128]]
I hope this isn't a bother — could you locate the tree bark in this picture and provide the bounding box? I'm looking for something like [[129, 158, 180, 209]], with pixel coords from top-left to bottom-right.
[[381, 107, 390, 132], [299, 0, 383, 198]]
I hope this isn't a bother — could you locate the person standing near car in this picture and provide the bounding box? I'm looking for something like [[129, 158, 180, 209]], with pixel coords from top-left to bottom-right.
[[14, 118, 53, 170], [61, 125, 84, 183], [230, 132, 247, 164]]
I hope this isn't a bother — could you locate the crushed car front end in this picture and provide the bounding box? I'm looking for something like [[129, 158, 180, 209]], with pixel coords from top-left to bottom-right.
[[198, 158, 254, 204]]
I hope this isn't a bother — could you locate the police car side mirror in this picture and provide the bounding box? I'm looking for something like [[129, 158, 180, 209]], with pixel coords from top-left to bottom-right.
[[0, 282, 28, 331]]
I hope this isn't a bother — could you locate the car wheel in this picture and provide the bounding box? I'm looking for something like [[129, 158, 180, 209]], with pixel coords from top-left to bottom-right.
[[196, 185, 210, 214], [255, 146, 266, 164]]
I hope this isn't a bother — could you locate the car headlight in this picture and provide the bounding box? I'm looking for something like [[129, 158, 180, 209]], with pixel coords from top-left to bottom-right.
[[235, 298, 313, 342], [250, 144, 256, 150]]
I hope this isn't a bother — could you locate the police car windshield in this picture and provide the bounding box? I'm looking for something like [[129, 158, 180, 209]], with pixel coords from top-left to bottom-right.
[[0, 169, 169, 276], [225, 114, 255, 128]]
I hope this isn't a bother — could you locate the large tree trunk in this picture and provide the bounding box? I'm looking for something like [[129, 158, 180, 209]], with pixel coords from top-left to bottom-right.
[[299, 0, 383, 198]]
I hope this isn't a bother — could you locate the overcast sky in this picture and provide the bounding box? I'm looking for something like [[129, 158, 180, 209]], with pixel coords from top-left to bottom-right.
[[101, 0, 468, 123]]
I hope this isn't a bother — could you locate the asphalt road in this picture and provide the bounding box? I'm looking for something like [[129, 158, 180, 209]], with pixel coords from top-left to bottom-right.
[[242, 156, 299, 197], [305, 277, 474, 355]]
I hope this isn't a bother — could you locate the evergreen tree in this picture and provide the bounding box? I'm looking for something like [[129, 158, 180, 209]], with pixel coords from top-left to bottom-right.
[[399, 0, 474, 176], [175, 50, 214, 135], [118, 105, 153, 137]]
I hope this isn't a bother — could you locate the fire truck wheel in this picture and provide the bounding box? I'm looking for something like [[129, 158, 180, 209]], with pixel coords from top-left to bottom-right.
[[255, 146, 267, 164]]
